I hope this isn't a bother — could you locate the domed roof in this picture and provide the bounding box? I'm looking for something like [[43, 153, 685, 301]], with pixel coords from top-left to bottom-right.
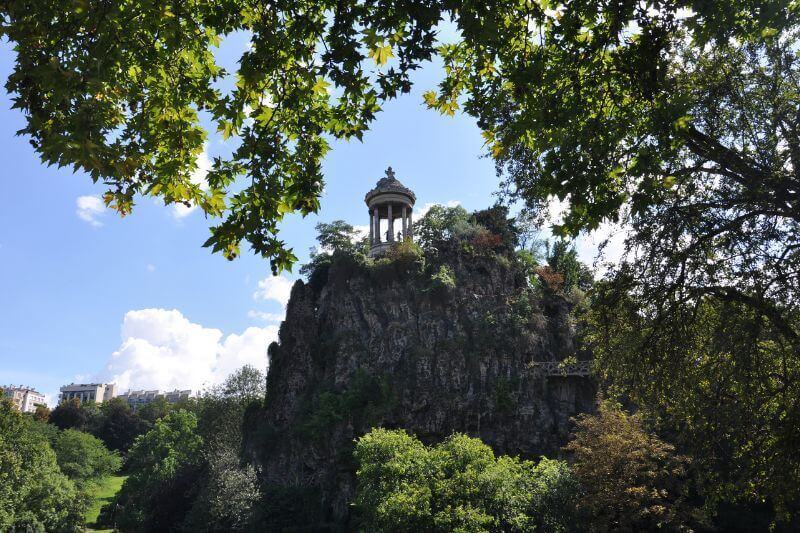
[[364, 167, 416, 205]]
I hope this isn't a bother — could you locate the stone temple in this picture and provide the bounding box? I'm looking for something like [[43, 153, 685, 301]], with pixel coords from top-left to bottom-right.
[[364, 167, 416, 257]]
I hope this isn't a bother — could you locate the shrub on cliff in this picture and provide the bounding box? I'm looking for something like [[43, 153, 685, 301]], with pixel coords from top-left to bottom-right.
[[354, 428, 578, 532]]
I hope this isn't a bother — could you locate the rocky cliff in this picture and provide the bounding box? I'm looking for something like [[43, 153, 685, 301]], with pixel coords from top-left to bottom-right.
[[244, 240, 595, 528]]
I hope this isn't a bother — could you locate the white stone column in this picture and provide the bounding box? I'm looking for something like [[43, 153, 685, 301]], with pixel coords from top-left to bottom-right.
[[408, 208, 413, 238], [387, 204, 394, 241], [369, 209, 374, 245], [401, 205, 407, 239], [373, 207, 380, 243]]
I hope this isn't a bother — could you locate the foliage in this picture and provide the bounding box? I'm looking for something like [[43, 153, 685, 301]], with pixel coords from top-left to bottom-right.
[[1, 1, 795, 272], [49, 397, 89, 431], [565, 400, 699, 532], [52, 429, 122, 487], [108, 366, 265, 531], [471, 205, 518, 253], [299, 370, 395, 441], [115, 409, 204, 532], [354, 428, 578, 532], [588, 284, 800, 525], [413, 204, 470, 250], [386, 238, 425, 270], [300, 220, 368, 279], [219, 363, 266, 401], [429, 264, 456, 291], [95, 397, 150, 452], [546, 240, 593, 293], [136, 396, 172, 425], [184, 449, 260, 532], [32, 404, 50, 422], [48, 396, 152, 454], [0, 399, 85, 531]]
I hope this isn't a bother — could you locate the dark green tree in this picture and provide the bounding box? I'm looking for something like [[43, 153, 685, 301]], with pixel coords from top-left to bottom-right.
[[95, 397, 148, 452], [115, 409, 204, 532], [588, 285, 800, 525], [136, 396, 172, 426], [546, 240, 593, 293], [49, 397, 88, 431]]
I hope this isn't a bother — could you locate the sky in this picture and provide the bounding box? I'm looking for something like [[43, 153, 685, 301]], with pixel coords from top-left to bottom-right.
[[0, 32, 622, 406]]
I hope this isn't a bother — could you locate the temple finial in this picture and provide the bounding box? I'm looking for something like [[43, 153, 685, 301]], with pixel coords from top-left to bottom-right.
[[385, 166, 395, 180]]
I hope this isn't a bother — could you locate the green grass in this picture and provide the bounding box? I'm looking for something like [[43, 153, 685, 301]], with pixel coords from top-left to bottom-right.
[[84, 474, 126, 532]]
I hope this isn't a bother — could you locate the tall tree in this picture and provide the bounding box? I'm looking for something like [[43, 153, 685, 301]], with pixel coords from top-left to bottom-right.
[[565, 400, 699, 532]]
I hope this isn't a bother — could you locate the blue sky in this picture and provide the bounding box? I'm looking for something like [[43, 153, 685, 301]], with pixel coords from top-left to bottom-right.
[[0, 33, 512, 403]]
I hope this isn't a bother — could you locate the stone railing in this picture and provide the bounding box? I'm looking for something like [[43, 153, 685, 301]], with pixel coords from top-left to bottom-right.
[[530, 360, 592, 377]]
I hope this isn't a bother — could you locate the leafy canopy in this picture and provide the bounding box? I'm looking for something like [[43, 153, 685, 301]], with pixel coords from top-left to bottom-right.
[[0, 399, 85, 531], [354, 428, 578, 532], [52, 428, 122, 487], [4, 1, 788, 271], [565, 400, 699, 532]]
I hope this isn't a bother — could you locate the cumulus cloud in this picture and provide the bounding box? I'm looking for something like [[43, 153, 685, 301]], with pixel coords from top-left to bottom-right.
[[415, 200, 461, 220], [172, 145, 212, 219], [76, 195, 107, 227], [97, 308, 277, 393], [253, 275, 294, 308], [247, 310, 285, 324]]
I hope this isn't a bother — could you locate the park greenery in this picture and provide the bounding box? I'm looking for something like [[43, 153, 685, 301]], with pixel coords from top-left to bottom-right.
[[3, 202, 800, 529], [1, 0, 799, 529]]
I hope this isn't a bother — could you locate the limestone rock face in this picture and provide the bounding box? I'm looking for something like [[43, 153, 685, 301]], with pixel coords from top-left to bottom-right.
[[245, 245, 595, 526]]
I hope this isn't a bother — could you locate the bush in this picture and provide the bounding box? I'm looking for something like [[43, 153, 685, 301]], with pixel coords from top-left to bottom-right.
[[53, 429, 121, 487], [354, 428, 578, 532], [429, 264, 456, 291]]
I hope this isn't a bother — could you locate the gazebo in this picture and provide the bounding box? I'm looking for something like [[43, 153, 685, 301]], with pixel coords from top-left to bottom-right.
[[365, 167, 416, 257]]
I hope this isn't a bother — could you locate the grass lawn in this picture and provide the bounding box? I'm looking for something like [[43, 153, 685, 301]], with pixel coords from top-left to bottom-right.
[[84, 474, 126, 532]]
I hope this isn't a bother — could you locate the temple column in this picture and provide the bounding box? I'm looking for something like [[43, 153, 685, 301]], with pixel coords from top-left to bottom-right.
[[369, 209, 374, 245], [407, 207, 413, 238], [401, 205, 407, 239], [387, 204, 394, 241], [373, 207, 380, 243]]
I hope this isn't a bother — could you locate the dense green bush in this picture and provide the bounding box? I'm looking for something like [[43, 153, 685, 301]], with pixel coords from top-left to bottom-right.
[[354, 428, 578, 532]]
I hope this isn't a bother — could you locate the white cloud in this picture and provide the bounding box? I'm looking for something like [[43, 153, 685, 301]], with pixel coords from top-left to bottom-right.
[[253, 275, 294, 308], [97, 308, 277, 393], [415, 200, 461, 220], [76, 195, 107, 227], [171, 145, 212, 219], [352, 224, 370, 240], [247, 310, 285, 324], [146, 264, 156, 273]]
